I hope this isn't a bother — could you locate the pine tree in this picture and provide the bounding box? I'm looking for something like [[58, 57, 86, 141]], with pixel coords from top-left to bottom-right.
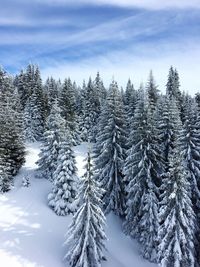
[[0, 69, 25, 191], [22, 175, 30, 187], [178, 99, 200, 212], [44, 76, 58, 113], [123, 87, 163, 261], [59, 78, 80, 145], [23, 92, 44, 141], [23, 65, 45, 141], [123, 79, 138, 133], [166, 67, 182, 115], [157, 96, 182, 171], [64, 151, 106, 267], [0, 160, 11, 192], [146, 70, 159, 113], [93, 72, 107, 107], [158, 146, 196, 267], [80, 78, 100, 142], [15, 70, 30, 109], [48, 140, 78, 215], [36, 100, 66, 181], [94, 80, 127, 216]]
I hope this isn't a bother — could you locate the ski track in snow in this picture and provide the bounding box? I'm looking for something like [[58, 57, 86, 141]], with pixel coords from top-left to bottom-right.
[[0, 142, 157, 267]]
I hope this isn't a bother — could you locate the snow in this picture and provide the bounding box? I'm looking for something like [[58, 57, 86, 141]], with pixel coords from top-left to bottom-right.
[[0, 142, 157, 267]]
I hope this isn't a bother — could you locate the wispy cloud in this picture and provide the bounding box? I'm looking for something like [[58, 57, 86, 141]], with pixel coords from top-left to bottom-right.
[[1, 0, 200, 94], [16, 0, 200, 9]]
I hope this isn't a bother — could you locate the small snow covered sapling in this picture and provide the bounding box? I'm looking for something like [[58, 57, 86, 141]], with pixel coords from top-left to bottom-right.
[[22, 175, 30, 187], [64, 151, 107, 267], [48, 140, 78, 216]]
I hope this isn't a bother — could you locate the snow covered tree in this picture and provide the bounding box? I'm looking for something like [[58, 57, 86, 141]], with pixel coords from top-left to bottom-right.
[[59, 78, 76, 125], [48, 140, 78, 215], [123, 79, 138, 133], [36, 100, 66, 181], [23, 92, 44, 141], [93, 72, 107, 107], [157, 96, 182, 171], [178, 98, 200, 212], [23, 65, 45, 141], [195, 92, 200, 109], [0, 69, 25, 191], [79, 78, 100, 142], [158, 146, 196, 267], [166, 67, 183, 116], [22, 175, 30, 187], [166, 67, 181, 100], [123, 78, 134, 106], [59, 78, 80, 145], [14, 70, 30, 109], [0, 160, 11, 192], [94, 80, 127, 216], [123, 87, 163, 261], [146, 70, 159, 113], [44, 76, 58, 114], [64, 151, 106, 267]]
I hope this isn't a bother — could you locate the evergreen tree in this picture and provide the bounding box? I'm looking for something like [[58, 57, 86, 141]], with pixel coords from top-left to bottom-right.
[[123, 87, 163, 261], [23, 65, 45, 140], [0, 160, 11, 192], [94, 80, 127, 216], [158, 146, 196, 267], [146, 70, 159, 113], [22, 175, 30, 187], [157, 96, 182, 171], [15, 70, 30, 109], [124, 78, 134, 106], [195, 92, 200, 109], [48, 140, 78, 215], [36, 100, 66, 181], [44, 77, 58, 113], [0, 69, 25, 191], [166, 67, 182, 114], [178, 99, 200, 211], [80, 78, 100, 142], [64, 151, 106, 267], [23, 92, 44, 141], [123, 79, 138, 134], [59, 78, 80, 145], [93, 72, 107, 107]]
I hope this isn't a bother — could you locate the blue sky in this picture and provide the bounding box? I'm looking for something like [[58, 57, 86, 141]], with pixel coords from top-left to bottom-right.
[[1, 0, 200, 93]]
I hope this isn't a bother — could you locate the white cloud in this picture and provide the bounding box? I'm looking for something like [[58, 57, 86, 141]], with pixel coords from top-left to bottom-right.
[[31, 0, 200, 9]]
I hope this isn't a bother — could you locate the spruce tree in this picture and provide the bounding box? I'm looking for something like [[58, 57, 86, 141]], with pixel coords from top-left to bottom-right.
[[158, 146, 196, 267], [80, 78, 100, 142], [146, 70, 159, 113], [0, 69, 25, 191], [157, 96, 182, 171], [94, 80, 127, 216], [64, 151, 106, 267], [124, 79, 138, 133], [166, 66, 182, 115], [93, 72, 107, 107], [178, 99, 200, 212], [59, 78, 80, 145], [36, 100, 66, 181], [123, 87, 163, 261], [48, 140, 78, 215], [23, 92, 44, 141]]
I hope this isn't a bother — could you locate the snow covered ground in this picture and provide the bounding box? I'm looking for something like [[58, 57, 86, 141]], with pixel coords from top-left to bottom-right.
[[0, 142, 157, 267]]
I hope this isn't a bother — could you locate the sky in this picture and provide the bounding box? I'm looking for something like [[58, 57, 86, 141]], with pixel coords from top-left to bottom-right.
[[1, 0, 200, 93]]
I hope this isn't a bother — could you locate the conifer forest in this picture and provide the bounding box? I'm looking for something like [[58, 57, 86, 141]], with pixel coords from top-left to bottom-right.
[[0, 64, 200, 267]]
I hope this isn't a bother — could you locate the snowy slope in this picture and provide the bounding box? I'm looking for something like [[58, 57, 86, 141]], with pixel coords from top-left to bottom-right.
[[0, 142, 157, 267]]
